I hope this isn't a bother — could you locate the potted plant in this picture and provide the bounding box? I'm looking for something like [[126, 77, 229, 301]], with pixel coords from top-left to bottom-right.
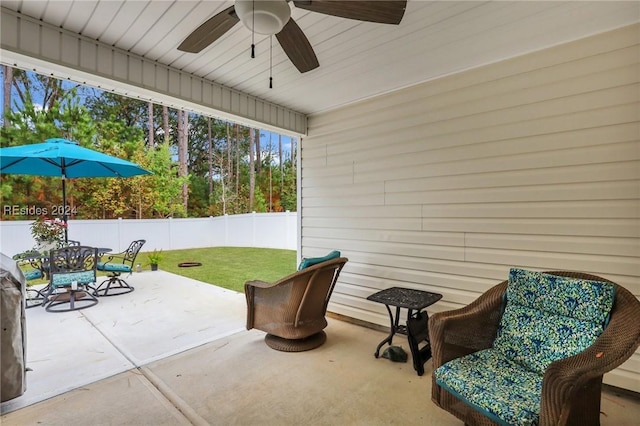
[[147, 249, 163, 271], [30, 217, 66, 252]]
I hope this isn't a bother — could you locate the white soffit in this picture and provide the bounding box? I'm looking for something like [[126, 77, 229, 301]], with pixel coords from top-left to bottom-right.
[[0, 7, 306, 136], [0, 1, 638, 121]]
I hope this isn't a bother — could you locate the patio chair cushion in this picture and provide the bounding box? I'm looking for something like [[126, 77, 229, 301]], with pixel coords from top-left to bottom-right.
[[435, 348, 542, 426], [493, 268, 616, 374], [97, 262, 131, 273], [51, 270, 95, 288], [434, 268, 616, 425], [24, 269, 43, 281], [297, 250, 341, 270]]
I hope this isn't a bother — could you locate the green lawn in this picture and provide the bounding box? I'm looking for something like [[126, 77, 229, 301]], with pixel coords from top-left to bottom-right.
[[142, 247, 297, 293], [20, 247, 296, 293]]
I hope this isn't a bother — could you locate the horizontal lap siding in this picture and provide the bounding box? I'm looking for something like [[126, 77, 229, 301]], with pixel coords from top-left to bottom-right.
[[302, 24, 640, 391]]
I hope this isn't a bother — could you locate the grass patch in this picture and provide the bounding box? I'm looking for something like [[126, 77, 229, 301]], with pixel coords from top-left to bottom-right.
[[145, 247, 297, 293], [17, 247, 297, 294]]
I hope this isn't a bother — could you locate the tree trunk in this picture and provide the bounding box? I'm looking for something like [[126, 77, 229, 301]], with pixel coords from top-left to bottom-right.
[[235, 124, 240, 196], [3, 65, 13, 128], [42, 77, 63, 111], [256, 129, 261, 176], [279, 134, 283, 188], [249, 127, 256, 211], [224, 122, 232, 214], [207, 117, 213, 198], [268, 137, 272, 212], [292, 137, 297, 172], [148, 102, 154, 147], [177, 110, 189, 211], [226, 122, 232, 186], [162, 105, 170, 144], [278, 134, 283, 171]]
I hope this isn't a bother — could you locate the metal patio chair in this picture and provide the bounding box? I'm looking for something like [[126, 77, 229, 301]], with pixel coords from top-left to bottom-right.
[[95, 239, 145, 296], [43, 245, 99, 313]]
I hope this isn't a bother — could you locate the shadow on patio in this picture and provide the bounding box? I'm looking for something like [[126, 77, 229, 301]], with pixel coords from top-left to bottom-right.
[[1, 270, 638, 425]]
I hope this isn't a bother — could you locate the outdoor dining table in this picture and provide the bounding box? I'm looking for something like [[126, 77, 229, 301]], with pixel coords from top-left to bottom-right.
[[96, 247, 112, 257], [18, 247, 111, 276], [15, 246, 111, 308]]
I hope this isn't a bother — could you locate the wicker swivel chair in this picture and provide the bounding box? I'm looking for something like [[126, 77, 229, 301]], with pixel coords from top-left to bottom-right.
[[429, 270, 640, 426], [95, 239, 145, 296], [245, 256, 348, 352]]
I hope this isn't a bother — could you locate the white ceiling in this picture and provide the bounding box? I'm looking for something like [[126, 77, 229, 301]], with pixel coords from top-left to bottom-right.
[[1, 1, 639, 117]]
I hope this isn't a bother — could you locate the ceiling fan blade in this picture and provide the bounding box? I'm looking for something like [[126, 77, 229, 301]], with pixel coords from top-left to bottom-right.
[[293, 1, 407, 25], [178, 6, 240, 53], [276, 18, 319, 73]]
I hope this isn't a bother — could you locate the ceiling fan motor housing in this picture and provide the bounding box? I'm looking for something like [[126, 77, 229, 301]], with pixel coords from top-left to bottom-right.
[[235, 0, 291, 35]]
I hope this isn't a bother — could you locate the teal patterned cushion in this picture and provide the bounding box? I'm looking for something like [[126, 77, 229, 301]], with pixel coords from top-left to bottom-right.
[[505, 268, 615, 324], [97, 262, 131, 273], [51, 270, 95, 288], [494, 268, 616, 374], [435, 268, 616, 425], [24, 269, 43, 281], [435, 349, 542, 426]]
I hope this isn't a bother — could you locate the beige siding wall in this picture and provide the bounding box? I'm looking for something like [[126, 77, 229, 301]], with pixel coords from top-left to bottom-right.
[[303, 24, 639, 391]]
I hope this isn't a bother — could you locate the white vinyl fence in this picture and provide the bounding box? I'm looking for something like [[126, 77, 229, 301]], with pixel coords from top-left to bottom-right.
[[0, 212, 298, 256]]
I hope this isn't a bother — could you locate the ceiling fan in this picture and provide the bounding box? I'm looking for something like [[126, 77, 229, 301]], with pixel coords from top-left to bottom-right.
[[178, 1, 407, 73]]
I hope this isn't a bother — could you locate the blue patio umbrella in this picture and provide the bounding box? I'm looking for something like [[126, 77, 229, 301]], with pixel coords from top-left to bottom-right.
[[0, 138, 151, 241]]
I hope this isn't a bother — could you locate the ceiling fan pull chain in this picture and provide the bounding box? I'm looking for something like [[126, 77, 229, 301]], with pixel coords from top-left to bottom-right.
[[269, 35, 273, 89], [251, 0, 255, 58]]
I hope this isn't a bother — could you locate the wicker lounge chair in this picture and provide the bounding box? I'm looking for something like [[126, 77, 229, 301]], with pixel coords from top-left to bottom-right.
[[428, 269, 640, 426], [245, 256, 348, 351]]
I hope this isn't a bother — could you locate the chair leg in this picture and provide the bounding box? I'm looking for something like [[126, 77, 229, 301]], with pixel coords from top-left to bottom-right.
[[44, 287, 99, 313], [26, 287, 46, 308], [94, 274, 134, 297]]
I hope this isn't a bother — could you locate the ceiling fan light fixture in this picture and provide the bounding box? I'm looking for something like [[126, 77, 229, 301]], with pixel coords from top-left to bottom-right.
[[235, 0, 291, 35]]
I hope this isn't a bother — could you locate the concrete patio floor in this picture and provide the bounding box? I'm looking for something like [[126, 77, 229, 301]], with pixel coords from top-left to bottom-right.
[[1, 270, 638, 425]]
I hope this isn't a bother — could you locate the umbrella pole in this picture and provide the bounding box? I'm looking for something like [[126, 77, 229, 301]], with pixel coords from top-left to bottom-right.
[[62, 175, 68, 243]]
